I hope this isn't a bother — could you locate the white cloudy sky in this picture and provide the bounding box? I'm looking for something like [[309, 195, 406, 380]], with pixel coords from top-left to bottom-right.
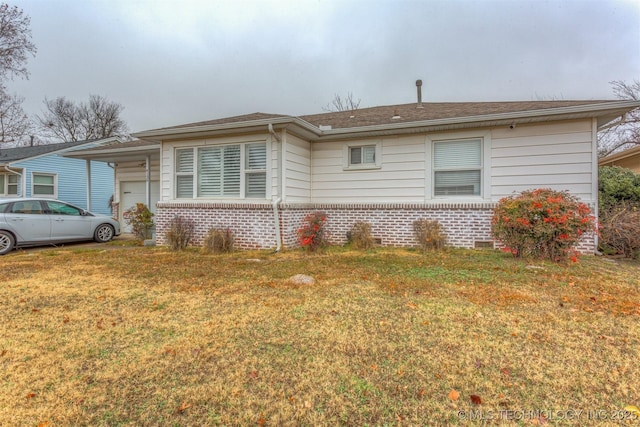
[[6, 0, 640, 133]]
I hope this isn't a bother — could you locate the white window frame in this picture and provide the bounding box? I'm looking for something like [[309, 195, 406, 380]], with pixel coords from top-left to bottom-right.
[[174, 141, 269, 200], [425, 132, 490, 200], [31, 172, 57, 198], [0, 173, 19, 196], [343, 141, 382, 170]]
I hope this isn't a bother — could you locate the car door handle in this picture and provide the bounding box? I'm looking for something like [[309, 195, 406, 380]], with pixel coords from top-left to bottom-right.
[[54, 218, 65, 222], [11, 218, 24, 221]]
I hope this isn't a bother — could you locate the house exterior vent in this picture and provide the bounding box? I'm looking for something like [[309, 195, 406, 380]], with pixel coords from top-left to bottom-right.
[[416, 79, 423, 108]]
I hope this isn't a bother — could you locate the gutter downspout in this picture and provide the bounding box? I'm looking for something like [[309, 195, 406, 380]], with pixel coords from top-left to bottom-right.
[[268, 123, 282, 252]]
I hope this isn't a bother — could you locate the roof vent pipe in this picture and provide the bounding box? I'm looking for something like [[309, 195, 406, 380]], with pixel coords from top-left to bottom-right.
[[416, 79, 423, 108]]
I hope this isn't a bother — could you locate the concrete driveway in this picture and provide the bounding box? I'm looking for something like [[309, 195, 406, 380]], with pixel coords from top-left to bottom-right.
[[9, 234, 137, 254]]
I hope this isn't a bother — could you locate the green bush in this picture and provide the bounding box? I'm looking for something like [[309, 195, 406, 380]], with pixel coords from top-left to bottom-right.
[[122, 203, 155, 240], [347, 221, 375, 250], [598, 166, 640, 212], [413, 219, 446, 252], [491, 188, 596, 262], [203, 227, 235, 254], [166, 215, 195, 251]]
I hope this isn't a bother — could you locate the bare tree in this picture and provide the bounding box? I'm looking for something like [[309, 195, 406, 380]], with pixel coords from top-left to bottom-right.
[[0, 3, 36, 81], [598, 79, 640, 157], [37, 95, 129, 142], [323, 92, 361, 112], [0, 84, 29, 143]]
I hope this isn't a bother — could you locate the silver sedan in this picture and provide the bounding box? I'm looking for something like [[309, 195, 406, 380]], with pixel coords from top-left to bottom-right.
[[0, 198, 121, 255]]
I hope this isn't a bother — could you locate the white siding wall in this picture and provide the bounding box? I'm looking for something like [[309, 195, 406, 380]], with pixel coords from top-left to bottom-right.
[[284, 133, 311, 202], [490, 121, 595, 202], [311, 135, 426, 202]]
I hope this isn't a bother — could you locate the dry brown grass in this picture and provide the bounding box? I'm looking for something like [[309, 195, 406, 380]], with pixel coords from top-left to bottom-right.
[[1, 246, 639, 426]]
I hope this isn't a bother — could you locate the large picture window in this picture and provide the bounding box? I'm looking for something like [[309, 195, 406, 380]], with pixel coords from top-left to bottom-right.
[[175, 142, 267, 199], [433, 139, 482, 196]]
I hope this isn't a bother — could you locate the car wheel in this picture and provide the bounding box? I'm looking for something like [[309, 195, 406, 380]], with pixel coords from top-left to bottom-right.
[[94, 224, 115, 243], [0, 230, 15, 255]]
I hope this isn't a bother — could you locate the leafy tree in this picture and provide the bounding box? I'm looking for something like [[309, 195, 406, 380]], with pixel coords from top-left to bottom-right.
[[37, 94, 129, 142], [598, 80, 640, 157]]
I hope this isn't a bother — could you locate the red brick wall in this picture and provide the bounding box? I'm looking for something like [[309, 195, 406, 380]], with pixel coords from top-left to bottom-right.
[[154, 202, 597, 253]]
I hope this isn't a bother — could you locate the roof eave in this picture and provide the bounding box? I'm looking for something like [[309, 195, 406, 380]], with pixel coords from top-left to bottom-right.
[[132, 117, 321, 141]]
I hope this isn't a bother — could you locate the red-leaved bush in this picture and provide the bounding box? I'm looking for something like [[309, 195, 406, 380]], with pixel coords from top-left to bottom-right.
[[491, 188, 596, 262], [297, 211, 328, 252]]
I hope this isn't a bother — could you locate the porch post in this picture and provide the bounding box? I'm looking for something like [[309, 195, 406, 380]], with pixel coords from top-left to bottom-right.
[[86, 159, 92, 211], [145, 155, 151, 207]]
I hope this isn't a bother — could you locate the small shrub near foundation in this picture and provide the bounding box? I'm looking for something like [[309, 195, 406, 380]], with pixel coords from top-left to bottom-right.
[[413, 219, 446, 252], [203, 227, 235, 254], [166, 215, 195, 251], [347, 221, 375, 250], [298, 211, 328, 252], [123, 203, 155, 240]]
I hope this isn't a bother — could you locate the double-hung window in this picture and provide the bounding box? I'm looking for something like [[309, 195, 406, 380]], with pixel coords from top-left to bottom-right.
[[0, 174, 19, 196], [175, 142, 267, 199], [433, 139, 482, 196], [32, 173, 56, 197]]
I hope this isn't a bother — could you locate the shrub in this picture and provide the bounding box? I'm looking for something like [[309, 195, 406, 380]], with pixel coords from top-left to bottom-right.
[[122, 203, 155, 240], [165, 215, 195, 251], [598, 166, 640, 257], [347, 221, 375, 250], [491, 188, 596, 261], [297, 211, 328, 252], [598, 166, 640, 212], [413, 218, 446, 252], [599, 202, 640, 259], [203, 227, 235, 254]]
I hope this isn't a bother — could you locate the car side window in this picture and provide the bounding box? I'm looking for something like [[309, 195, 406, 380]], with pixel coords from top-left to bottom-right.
[[0, 202, 8, 213], [46, 201, 82, 216], [10, 201, 44, 214]]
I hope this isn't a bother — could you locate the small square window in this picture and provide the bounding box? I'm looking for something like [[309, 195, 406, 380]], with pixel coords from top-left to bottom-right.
[[344, 142, 381, 170]]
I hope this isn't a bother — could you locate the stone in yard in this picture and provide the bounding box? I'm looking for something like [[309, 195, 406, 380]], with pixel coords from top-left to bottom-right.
[[287, 274, 316, 285]]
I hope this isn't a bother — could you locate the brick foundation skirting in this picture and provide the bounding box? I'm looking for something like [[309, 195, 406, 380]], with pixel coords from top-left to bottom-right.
[[154, 202, 596, 253]]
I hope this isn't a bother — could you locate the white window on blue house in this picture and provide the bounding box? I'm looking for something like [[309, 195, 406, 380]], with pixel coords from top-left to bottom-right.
[[175, 142, 267, 199], [433, 139, 482, 197], [32, 173, 57, 197], [1, 173, 20, 196]]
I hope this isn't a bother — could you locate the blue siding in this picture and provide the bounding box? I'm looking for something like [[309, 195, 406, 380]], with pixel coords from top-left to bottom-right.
[[11, 155, 114, 215]]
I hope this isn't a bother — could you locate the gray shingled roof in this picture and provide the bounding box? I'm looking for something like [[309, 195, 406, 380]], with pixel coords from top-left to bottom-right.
[[0, 140, 100, 164], [143, 100, 617, 133]]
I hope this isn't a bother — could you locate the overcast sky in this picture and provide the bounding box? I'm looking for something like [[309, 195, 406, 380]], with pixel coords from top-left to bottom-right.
[[6, 0, 640, 134]]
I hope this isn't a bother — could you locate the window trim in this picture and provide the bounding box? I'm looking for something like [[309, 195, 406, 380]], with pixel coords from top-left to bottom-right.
[[174, 141, 269, 200], [31, 172, 57, 198], [343, 141, 382, 170]]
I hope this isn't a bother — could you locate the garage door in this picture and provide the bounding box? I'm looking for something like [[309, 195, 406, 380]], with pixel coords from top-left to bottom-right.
[[121, 181, 160, 233]]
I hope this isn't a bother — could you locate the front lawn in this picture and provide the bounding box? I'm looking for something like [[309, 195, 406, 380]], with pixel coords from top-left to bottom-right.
[[1, 246, 638, 425]]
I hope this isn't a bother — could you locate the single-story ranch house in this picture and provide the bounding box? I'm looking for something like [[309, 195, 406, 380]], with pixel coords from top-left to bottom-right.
[[74, 89, 640, 253]]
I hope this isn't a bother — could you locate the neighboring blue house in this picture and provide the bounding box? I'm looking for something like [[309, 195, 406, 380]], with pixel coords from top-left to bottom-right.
[[0, 138, 119, 215]]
